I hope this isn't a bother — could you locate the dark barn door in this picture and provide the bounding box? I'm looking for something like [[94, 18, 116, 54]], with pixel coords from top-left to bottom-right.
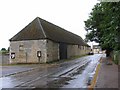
[[59, 43, 67, 59]]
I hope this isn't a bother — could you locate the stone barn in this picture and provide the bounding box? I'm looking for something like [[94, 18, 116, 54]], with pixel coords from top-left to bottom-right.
[[9, 17, 90, 64]]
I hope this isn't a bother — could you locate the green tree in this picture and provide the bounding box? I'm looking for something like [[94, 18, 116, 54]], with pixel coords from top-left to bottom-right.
[[0, 48, 8, 54], [1, 48, 6, 51], [84, 2, 120, 56]]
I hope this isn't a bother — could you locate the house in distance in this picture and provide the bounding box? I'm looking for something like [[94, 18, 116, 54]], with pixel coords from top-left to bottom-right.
[[9, 17, 91, 64], [93, 45, 102, 54]]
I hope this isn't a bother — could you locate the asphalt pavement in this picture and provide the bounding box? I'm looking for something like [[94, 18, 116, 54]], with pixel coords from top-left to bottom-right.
[[95, 56, 119, 89], [0, 54, 103, 89], [1, 65, 40, 77]]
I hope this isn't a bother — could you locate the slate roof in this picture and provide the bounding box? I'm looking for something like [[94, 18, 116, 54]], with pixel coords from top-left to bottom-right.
[[10, 17, 89, 46]]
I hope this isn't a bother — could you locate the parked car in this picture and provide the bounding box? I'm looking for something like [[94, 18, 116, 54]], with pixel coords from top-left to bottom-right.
[[88, 51, 94, 55]]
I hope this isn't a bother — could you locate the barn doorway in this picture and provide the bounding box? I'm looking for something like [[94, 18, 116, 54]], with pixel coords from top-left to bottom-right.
[[59, 43, 67, 59]]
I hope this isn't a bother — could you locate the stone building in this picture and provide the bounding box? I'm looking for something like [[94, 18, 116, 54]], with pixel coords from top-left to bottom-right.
[[9, 17, 90, 64], [93, 45, 101, 53]]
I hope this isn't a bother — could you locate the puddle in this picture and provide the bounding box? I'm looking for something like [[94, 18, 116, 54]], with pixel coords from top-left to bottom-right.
[[68, 61, 90, 77], [43, 77, 74, 88], [41, 61, 91, 88]]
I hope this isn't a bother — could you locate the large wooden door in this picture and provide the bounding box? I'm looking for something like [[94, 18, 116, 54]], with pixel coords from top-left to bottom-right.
[[59, 43, 67, 59]]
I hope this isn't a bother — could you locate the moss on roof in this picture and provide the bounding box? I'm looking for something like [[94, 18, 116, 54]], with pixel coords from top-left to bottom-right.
[[10, 17, 89, 46]]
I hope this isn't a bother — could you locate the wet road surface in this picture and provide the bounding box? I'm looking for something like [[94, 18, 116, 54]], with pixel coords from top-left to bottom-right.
[[1, 65, 41, 77], [0, 54, 103, 89]]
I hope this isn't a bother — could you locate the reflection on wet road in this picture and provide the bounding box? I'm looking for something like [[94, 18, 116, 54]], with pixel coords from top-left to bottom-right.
[[0, 54, 103, 89]]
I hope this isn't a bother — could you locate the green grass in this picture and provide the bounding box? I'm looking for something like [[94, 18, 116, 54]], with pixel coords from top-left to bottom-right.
[[46, 54, 89, 64]]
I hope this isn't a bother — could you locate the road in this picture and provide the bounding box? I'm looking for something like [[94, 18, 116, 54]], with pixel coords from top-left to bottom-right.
[[0, 54, 103, 89]]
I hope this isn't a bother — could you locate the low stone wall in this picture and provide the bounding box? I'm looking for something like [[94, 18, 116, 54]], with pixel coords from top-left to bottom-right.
[[0, 53, 9, 65], [110, 50, 120, 65]]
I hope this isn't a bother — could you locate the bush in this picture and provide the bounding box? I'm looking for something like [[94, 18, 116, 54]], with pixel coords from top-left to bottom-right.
[[0, 48, 8, 54], [1, 48, 6, 51], [113, 50, 120, 65]]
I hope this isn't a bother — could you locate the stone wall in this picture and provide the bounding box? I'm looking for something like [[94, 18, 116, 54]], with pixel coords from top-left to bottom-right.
[[67, 45, 90, 58], [46, 40, 59, 62], [10, 39, 91, 64], [67, 45, 79, 58], [0, 53, 9, 65], [10, 40, 47, 64]]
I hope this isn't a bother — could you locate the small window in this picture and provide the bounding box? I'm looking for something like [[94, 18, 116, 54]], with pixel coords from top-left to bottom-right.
[[37, 51, 41, 57], [19, 45, 24, 51], [11, 53, 15, 59]]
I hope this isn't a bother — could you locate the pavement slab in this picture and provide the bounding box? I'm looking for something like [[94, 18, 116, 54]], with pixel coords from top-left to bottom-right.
[[95, 56, 119, 89]]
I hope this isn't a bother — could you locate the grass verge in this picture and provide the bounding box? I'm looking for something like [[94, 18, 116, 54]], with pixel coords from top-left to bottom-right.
[[46, 54, 89, 64]]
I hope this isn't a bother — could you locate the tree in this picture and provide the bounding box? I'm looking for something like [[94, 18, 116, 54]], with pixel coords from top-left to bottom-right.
[[0, 48, 9, 54], [1, 48, 6, 51], [84, 2, 120, 56]]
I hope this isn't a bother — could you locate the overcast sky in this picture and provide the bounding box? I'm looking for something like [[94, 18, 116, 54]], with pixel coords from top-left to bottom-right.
[[0, 0, 99, 49]]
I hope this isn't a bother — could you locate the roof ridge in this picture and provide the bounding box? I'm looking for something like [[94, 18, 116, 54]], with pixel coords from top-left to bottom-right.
[[37, 17, 47, 38], [9, 17, 89, 46], [38, 17, 84, 40]]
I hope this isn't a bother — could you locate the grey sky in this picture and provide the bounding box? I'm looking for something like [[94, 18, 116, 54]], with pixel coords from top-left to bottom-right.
[[0, 0, 99, 49]]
